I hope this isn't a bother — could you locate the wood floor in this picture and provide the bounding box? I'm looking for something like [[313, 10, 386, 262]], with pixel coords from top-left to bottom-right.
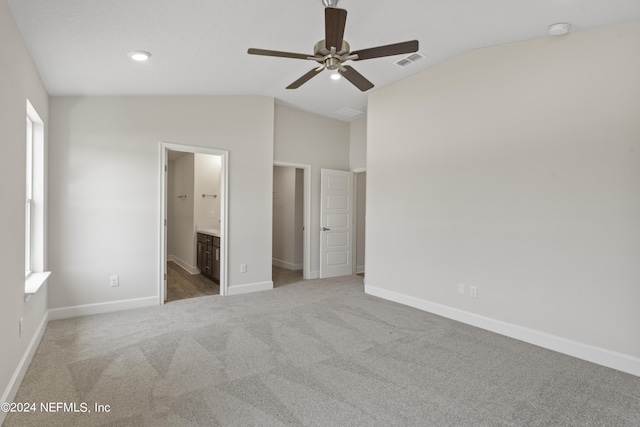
[[272, 265, 303, 288], [166, 261, 219, 303]]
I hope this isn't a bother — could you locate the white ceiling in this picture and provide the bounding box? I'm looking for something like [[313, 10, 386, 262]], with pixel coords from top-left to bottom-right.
[[7, 0, 640, 122]]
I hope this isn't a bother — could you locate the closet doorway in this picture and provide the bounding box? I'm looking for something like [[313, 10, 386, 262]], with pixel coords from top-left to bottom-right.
[[272, 162, 311, 287]]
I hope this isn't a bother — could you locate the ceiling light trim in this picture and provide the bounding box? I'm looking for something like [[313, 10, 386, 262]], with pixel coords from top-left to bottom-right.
[[128, 50, 152, 61]]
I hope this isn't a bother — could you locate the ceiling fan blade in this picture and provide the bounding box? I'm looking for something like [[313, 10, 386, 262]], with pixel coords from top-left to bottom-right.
[[325, 8, 347, 51], [287, 67, 324, 89], [339, 66, 374, 92], [352, 40, 419, 61], [247, 48, 310, 60]]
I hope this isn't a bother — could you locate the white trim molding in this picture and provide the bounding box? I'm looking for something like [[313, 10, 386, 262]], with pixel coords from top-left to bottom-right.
[[48, 297, 158, 321], [167, 255, 200, 275], [272, 258, 303, 271], [1, 313, 48, 425], [365, 285, 640, 378], [227, 281, 273, 296]]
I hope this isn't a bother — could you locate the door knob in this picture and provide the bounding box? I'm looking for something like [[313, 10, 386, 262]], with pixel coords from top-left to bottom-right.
[[322, 227, 331, 231]]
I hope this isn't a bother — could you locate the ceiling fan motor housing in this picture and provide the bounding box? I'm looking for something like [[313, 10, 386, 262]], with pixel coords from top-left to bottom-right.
[[314, 40, 350, 56], [322, 0, 339, 7], [314, 40, 351, 70]]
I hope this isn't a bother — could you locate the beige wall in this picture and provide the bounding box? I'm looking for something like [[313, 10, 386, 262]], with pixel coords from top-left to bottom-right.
[[367, 20, 640, 372], [349, 117, 367, 171], [194, 153, 222, 231], [274, 105, 350, 277], [48, 96, 274, 308], [167, 153, 195, 268], [0, 0, 50, 414]]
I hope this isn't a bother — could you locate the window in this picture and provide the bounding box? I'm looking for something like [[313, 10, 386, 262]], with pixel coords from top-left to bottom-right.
[[25, 100, 49, 295], [25, 116, 33, 275]]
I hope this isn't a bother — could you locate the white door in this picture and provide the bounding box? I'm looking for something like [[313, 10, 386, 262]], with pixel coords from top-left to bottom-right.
[[320, 168, 353, 278]]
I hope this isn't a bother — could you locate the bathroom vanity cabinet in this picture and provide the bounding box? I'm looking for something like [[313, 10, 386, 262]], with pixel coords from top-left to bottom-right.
[[197, 232, 220, 282]]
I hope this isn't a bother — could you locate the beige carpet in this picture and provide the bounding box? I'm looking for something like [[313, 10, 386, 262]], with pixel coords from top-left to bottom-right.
[[4, 275, 640, 426]]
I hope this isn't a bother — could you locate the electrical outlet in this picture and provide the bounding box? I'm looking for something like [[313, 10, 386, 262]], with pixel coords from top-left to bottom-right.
[[240, 264, 247, 273], [19, 318, 23, 338], [458, 283, 466, 295], [110, 275, 119, 287], [470, 286, 478, 298]]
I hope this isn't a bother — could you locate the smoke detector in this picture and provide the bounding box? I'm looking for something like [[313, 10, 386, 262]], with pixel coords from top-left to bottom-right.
[[549, 23, 571, 36]]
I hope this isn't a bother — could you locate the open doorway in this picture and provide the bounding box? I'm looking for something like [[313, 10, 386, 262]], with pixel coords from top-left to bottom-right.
[[160, 143, 228, 304], [272, 162, 311, 287]]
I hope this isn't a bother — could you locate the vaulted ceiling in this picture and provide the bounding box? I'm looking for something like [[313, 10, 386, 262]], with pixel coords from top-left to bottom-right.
[[8, 0, 640, 121]]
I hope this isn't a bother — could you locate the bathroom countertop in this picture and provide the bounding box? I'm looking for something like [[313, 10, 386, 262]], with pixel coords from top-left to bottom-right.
[[196, 228, 220, 237]]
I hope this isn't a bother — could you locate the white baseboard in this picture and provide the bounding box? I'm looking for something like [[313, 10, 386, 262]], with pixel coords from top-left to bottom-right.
[[365, 285, 640, 378], [168, 255, 199, 275], [272, 258, 303, 271], [227, 281, 273, 296], [309, 270, 319, 280], [0, 312, 48, 425], [356, 265, 365, 274], [48, 297, 158, 321]]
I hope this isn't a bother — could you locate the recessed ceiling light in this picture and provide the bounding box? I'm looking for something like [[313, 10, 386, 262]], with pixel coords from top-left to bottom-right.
[[128, 50, 151, 61], [549, 23, 571, 36]]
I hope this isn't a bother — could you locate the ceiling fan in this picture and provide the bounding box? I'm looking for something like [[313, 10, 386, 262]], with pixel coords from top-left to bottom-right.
[[247, 0, 419, 92]]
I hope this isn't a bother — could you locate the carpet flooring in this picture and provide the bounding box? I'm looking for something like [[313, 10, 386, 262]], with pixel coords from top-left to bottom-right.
[[4, 275, 640, 426]]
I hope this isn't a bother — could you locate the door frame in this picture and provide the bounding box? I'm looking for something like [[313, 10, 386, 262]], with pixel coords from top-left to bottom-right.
[[159, 142, 229, 304], [352, 168, 366, 276], [273, 161, 311, 280]]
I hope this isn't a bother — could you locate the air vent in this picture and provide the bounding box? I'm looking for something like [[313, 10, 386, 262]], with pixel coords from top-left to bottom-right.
[[334, 107, 364, 118], [395, 52, 425, 67]]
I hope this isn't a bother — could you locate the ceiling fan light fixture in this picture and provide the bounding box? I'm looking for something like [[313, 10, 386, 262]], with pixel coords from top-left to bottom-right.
[[128, 50, 151, 61], [330, 72, 341, 80]]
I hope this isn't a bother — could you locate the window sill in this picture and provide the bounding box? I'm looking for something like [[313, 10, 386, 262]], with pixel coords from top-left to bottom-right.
[[25, 271, 51, 301]]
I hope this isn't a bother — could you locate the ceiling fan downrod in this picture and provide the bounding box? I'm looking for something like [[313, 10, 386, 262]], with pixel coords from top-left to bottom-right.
[[322, 0, 339, 8]]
